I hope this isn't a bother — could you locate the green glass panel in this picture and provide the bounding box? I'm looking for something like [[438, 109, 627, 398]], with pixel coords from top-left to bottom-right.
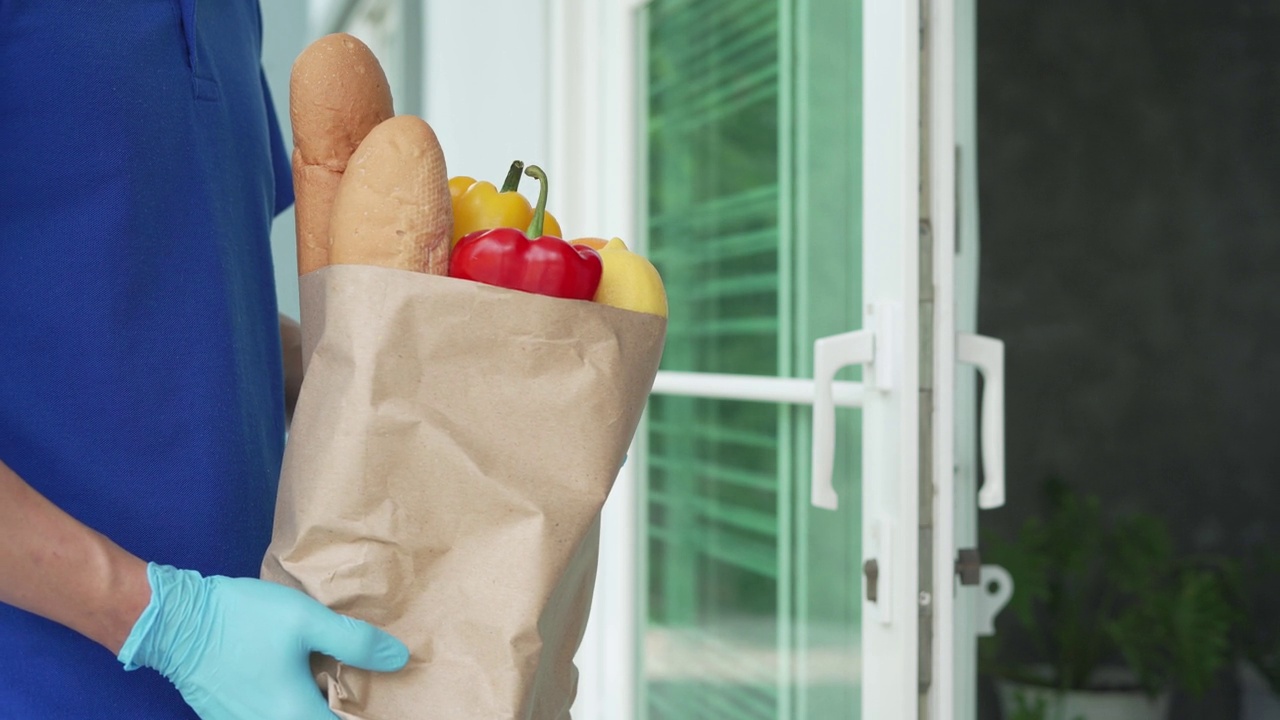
[[791, 0, 863, 716], [647, 396, 782, 720], [640, 0, 862, 717], [646, 0, 780, 381]]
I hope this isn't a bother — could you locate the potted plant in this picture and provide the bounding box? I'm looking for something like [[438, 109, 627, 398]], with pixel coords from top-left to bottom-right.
[[1228, 549, 1280, 719], [980, 478, 1236, 720]]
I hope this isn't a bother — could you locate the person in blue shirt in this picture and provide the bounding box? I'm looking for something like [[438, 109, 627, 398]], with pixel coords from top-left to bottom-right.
[[0, 2, 408, 717]]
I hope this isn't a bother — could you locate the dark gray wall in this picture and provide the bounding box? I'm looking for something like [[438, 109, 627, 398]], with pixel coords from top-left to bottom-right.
[[976, 1, 1280, 717]]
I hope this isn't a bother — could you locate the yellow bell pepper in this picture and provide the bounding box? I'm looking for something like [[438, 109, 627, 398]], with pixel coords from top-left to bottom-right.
[[448, 175, 476, 199], [450, 161, 563, 246], [571, 237, 668, 318]]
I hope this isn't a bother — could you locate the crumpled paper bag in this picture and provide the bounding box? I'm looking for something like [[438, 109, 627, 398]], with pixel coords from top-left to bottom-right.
[[261, 264, 665, 719]]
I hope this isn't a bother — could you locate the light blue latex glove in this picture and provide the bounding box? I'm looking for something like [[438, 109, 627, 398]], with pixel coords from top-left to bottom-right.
[[118, 563, 409, 720]]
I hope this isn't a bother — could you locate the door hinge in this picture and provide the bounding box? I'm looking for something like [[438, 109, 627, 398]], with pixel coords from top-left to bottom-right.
[[956, 547, 982, 586]]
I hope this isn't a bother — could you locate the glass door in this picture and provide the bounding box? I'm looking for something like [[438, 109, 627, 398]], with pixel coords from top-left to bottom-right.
[[632, 0, 929, 717], [554, 1, 928, 717], [639, 1, 864, 717]]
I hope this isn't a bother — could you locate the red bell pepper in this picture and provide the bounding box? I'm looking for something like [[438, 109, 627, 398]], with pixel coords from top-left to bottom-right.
[[449, 166, 602, 301]]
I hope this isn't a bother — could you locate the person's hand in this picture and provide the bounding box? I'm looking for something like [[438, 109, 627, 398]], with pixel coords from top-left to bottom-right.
[[118, 563, 408, 719]]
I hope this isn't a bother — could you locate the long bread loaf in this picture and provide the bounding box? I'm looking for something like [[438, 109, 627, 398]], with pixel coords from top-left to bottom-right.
[[289, 33, 394, 275], [329, 115, 453, 275]]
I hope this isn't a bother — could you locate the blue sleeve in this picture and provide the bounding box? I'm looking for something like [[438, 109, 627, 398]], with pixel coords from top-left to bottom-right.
[[262, 69, 295, 216]]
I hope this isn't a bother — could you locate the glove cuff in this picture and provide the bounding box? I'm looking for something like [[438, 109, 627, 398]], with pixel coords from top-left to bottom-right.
[[117, 563, 205, 676]]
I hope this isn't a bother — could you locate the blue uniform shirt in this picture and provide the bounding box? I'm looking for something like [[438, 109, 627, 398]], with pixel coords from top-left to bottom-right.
[[0, 1, 292, 716]]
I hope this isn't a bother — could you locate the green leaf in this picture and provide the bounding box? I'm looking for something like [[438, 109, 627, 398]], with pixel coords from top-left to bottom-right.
[[1167, 568, 1235, 696]]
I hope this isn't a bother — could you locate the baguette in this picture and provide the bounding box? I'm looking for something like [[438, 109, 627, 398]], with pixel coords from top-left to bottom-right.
[[329, 115, 453, 275], [289, 33, 394, 275]]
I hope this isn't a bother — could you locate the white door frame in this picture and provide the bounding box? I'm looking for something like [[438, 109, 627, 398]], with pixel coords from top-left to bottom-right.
[[951, 1, 983, 718], [860, 0, 923, 716], [928, 0, 960, 717], [548, 1, 645, 716]]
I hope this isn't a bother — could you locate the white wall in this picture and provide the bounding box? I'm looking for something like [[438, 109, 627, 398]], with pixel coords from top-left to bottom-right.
[[420, 1, 553, 187]]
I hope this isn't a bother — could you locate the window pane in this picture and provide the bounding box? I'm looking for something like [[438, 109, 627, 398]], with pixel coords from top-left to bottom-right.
[[647, 395, 784, 719], [640, 0, 863, 717], [647, 0, 781, 378], [643, 2, 784, 718]]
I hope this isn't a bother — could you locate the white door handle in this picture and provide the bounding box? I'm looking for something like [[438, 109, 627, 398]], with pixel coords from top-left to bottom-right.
[[811, 301, 899, 510], [957, 334, 1005, 509]]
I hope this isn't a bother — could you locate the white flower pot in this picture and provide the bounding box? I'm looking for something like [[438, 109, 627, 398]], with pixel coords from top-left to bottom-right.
[[995, 667, 1170, 720], [1240, 661, 1280, 720]]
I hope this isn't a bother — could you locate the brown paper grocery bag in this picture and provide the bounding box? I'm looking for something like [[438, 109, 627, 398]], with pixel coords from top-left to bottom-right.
[[261, 264, 665, 719]]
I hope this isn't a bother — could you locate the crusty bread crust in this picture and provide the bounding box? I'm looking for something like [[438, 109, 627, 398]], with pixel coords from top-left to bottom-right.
[[289, 33, 394, 275], [329, 115, 453, 276]]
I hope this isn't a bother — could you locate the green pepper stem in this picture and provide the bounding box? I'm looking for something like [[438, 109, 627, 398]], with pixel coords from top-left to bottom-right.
[[500, 160, 524, 193], [524, 165, 549, 238]]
